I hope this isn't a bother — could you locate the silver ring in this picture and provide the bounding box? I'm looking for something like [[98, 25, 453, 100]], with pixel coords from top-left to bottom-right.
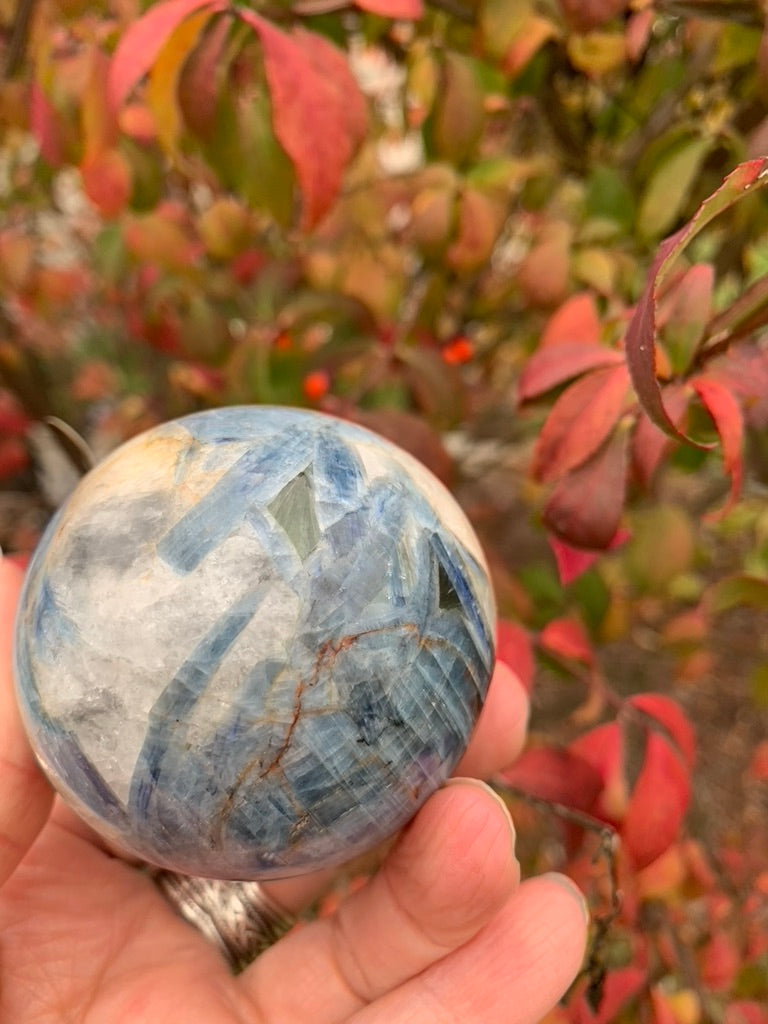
[[153, 870, 297, 972]]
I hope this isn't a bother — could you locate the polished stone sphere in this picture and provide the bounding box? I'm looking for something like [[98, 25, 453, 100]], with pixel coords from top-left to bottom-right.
[[14, 407, 495, 880]]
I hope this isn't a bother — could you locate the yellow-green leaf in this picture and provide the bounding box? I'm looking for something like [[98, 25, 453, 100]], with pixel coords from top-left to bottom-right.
[[706, 574, 768, 614], [567, 31, 626, 77], [480, 0, 531, 62], [711, 23, 761, 75], [148, 9, 214, 152], [431, 53, 485, 165], [637, 135, 713, 240], [406, 40, 438, 129], [237, 88, 296, 227]]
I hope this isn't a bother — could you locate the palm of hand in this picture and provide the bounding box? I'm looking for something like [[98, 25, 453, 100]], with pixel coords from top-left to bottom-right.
[[2, 813, 249, 1022]]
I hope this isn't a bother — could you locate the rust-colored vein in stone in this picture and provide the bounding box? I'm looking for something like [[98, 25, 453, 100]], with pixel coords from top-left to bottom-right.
[[212, 622, 423, 841]]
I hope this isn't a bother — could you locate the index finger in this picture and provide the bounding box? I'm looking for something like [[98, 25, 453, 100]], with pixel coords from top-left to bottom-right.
[[0, 558, 53, 886]]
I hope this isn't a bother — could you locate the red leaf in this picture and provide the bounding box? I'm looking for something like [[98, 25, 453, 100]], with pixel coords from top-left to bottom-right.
[[622, 731, 690, 868], [631, 385, 689, 488], [81, 149, 132, 219], [354, 0, 424, 15], [29, 82, 64, 166], [707, 344, 768, 430], [82, 50, 119, 160], [292, 27, 369, 173], [532, 365, 630, 482], [572, 966, 646, 1024], [497, 745, 603, 811], [0, 438, 29, 480], [540, 292, 601, 347], [559, 0, 628, 33], [727, 1002, 768, 1024], [628, 694, 696, 769], [700, 932, 740, 992], [238, 12, 367, 228], [626, 159, 768, 445], [350, 408, 453, 485], [177, 15, 231, 140], [539, 615, 595, 666], [543, 424, 629, 550], [0, 390, 31, 435], [747, 740, 768, 782], [108, 0, 223, 110], [519, 343, 624, 402], [649, 987, 680, 1024], [549, 529, 630, 585], [691, 377, 744, 517], [627, 8, 654, 62], [118, 103, 157, 144], [570, 722, 627, 821], [549, 536, 599, 586], [496, 619, 534, 692]]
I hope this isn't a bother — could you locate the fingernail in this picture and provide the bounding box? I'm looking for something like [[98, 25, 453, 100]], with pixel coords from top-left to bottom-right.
[[444, 777, 516, 853], [540, 872, 591, 926]]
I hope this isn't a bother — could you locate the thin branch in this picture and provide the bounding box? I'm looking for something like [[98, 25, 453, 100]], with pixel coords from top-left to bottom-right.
[[424, 0, 475, 22], [5, 0, 38, 78], [291, 0, 351, 14], [495, 784, 623, 1011], [656, 0, 764, 25]]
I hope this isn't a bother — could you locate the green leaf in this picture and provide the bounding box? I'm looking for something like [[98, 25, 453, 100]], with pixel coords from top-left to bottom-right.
[[637, 135, 713, 239], [479, 0, 530, 62], [123, 138, 165, 212], [750, 664, 768, 709], [406, 40, 438, 128], [711, 23, 761, 74], [707, 573, 768, 613], [570, 570, 610, 634], [567, 31, 626, 77], [626, 158, 768, 447], [430, 53, 485, 166], [238, 89, 296, 226], [626, 505, 696, 593], [585, 165, 634, 230], [92, 224, 128, 285]]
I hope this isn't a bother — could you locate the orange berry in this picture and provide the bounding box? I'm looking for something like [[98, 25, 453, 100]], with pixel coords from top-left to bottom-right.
[[442, 336, 474, 365], [303, 369, 330, 401], [273, 331, 293, 352]]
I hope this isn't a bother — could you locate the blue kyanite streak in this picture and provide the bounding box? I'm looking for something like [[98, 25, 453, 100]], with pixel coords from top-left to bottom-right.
[[13, 406, 496, 880]]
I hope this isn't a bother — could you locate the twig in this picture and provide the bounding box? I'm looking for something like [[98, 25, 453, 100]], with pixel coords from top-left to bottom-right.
[[424, 0, 475, 23], [656, 0, 764, 25], [5, 0, 38, 78], [292, 0, 351, 14], [495, 784, 622, 1011]]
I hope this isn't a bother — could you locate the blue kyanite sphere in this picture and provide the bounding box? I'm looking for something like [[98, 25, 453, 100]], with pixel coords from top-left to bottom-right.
[[14, 407, 495, 880]]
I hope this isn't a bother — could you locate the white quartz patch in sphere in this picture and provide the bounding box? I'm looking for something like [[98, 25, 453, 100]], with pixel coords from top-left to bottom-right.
[[14, 406, 496, 879]]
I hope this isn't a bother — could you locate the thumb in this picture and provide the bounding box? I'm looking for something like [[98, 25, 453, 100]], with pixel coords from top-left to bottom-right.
[[242, 779, 519, 1022], [0, 558, 53, 886]]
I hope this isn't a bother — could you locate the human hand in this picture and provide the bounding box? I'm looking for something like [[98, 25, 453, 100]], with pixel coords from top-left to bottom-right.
[[0, 556, 587, 1023]]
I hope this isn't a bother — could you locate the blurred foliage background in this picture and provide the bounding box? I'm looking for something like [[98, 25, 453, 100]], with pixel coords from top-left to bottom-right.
[[1, 0, 768, 1020]]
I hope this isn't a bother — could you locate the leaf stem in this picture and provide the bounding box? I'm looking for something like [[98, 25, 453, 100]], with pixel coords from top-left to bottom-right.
[[4, 0, 38, 78]]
